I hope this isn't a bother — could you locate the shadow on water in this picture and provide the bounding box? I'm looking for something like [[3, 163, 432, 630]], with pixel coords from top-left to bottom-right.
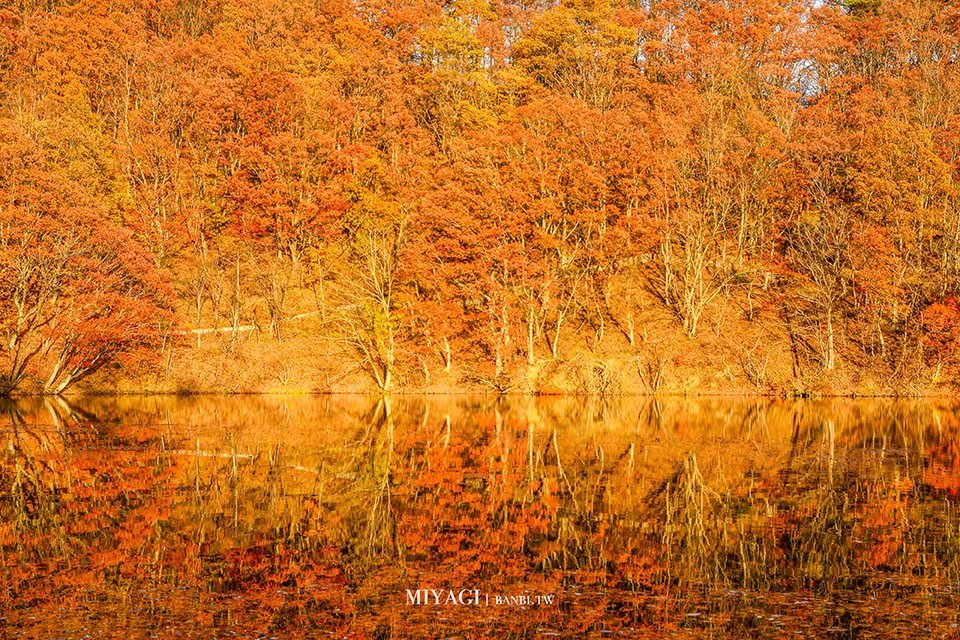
[[1, 395, 959, 638]]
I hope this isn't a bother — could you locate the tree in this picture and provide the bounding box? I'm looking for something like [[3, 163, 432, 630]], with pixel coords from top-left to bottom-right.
[[0, 122, 174, 394], [511, 0, 638, 108]]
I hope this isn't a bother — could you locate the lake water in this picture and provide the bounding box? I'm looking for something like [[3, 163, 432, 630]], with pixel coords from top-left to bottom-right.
[[2, 395, 959, 638]]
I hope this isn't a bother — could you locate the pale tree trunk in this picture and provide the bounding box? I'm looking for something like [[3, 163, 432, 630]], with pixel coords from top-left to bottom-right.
[[230, 255, 241, 348], [824, 307, 835, 371], [548, 280, 578, 359], [527, 307, 535, 365], [440, 336, 451, 372], [193, 274, 206, 348]]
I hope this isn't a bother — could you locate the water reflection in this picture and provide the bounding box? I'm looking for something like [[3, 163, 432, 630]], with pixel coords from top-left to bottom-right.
[[1, 396, 959, 638]]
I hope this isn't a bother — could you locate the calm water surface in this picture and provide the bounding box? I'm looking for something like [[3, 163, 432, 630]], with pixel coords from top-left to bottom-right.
[[2, 395, 959, 638]]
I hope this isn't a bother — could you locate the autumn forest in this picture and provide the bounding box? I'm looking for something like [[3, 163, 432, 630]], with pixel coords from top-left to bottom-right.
[[1, 0, 958, 395]]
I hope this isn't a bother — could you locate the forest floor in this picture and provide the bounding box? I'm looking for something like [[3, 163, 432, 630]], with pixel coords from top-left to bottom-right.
[[74, 297, 949, 398]]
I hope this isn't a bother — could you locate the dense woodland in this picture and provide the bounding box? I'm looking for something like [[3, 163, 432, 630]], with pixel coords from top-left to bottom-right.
[[0, 0, 958, 395]]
